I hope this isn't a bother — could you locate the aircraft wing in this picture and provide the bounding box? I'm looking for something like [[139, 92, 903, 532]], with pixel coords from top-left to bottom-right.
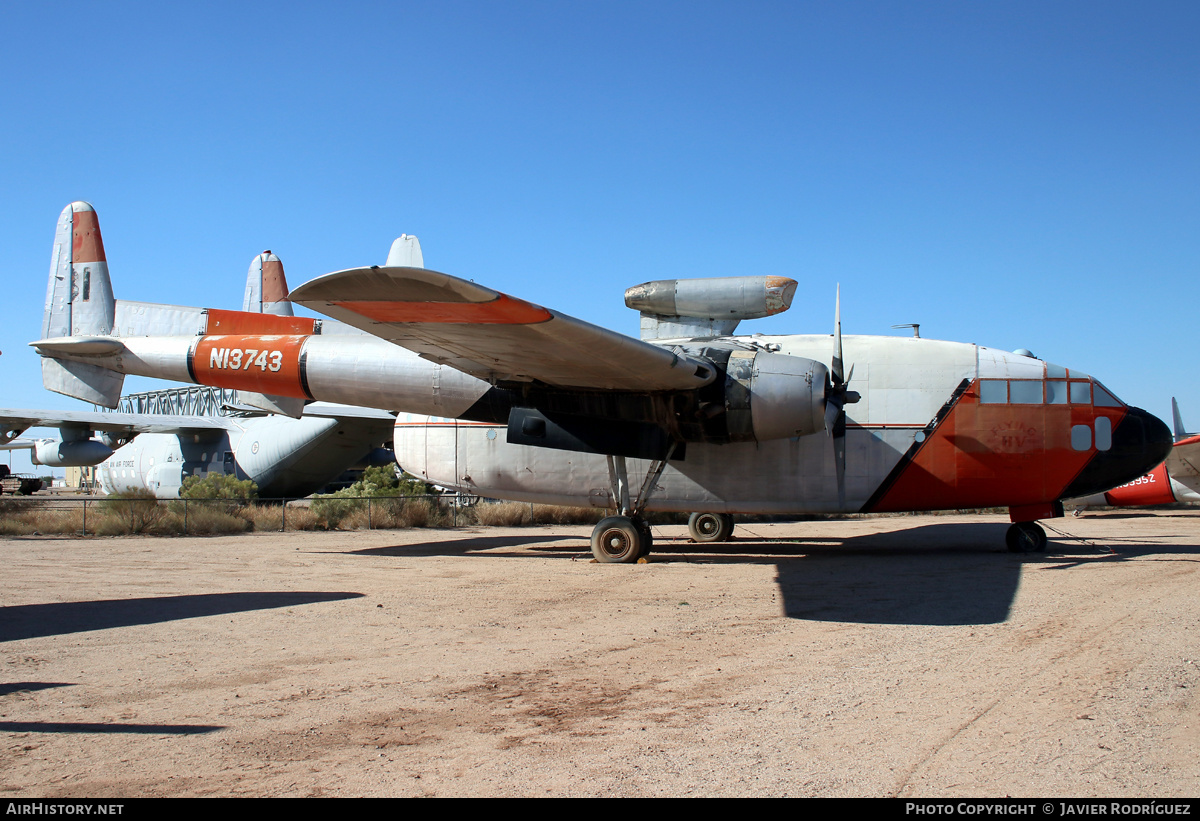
[[288, 267, 716, 392], [0, 408, 235, 438]]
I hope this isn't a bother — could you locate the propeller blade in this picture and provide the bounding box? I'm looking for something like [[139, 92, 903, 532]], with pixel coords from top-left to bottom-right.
[[834, 411, 847, 509], [824, 396, 841, 435], [832, 284, 844, 387]]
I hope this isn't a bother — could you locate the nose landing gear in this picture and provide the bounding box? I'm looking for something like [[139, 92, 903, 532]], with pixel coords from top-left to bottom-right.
[[1006, 521, 1048, 553]]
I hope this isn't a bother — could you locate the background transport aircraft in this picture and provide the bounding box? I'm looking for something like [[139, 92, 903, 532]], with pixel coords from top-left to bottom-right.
[[2, 248, 396, 498], [0, 400, 396, 499], [30, 202, 1172, 558], [1069, 398, 1200, 512]]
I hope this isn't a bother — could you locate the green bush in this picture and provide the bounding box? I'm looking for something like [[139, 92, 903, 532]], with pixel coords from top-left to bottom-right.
[[180, 473, 258, 501], [310, 468, 438, 528]]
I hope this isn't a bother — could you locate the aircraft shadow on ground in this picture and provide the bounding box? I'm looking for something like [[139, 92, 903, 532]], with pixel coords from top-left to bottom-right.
[[0, 682, 75, 697], [346, 533, 572, 557], [758, 522, 1200, 625], [0, 721, 222, 735], [0, 591, 363, 643]]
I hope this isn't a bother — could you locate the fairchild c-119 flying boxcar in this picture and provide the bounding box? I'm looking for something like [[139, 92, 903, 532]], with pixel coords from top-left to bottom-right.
[[31, 202, 1172, 560]]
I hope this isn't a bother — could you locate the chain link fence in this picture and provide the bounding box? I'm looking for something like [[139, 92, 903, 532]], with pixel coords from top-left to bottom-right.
[[0, 494, 479, 536]]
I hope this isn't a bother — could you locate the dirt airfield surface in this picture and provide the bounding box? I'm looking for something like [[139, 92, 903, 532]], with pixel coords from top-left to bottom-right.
[[2, 511, 1198, 798]]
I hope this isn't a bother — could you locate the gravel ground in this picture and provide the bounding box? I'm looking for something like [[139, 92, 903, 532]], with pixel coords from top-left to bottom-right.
[[1, 511, 1197, 797]]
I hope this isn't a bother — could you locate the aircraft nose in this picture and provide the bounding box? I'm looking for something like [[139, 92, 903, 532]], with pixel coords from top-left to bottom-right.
[[1062, 406, 1173, 499]]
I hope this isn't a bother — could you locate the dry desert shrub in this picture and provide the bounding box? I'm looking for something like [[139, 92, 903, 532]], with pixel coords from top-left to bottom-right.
[[243, 503, 283, 531], [279, 505, 321, 531], [470, 501, 533, 527], [531, 504, 606, 525], [468, 502, 608, 527], [97, 491, 171, 535], [0, 516, 35, 536], [175, 505, 251, 535], [0, 501, 90, 536], [31, 507, 87, 535]]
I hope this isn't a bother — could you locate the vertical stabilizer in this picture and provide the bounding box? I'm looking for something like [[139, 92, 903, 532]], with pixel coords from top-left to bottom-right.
[[386, 234, 424, 268], [1172, 397, 1189, 442], [42, 201, 115, 339], [242, 251, 294, 316], [39, 202, 124, 406]]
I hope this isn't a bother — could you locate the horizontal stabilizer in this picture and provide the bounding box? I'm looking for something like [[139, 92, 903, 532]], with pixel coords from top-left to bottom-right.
[[32, 336, 124, 356]]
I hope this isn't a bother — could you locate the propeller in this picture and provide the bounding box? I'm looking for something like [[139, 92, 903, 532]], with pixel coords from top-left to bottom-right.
[[825, 285, 860, 507]]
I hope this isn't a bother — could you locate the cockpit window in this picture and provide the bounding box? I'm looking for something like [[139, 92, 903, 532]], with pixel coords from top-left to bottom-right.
[[980, 381, 1008, 404], [977, 377, 1125, 408], [1009, 380, 1042, 404], [1093, 382, 1123, 408]]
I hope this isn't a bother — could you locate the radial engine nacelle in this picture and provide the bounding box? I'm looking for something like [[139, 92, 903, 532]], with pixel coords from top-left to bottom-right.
[[707, 349, 828, 442]]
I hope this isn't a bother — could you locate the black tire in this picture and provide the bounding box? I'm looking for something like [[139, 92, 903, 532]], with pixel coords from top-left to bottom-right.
[[688, 511, 734, 543], [591, 516, 646, 563], [635, 519, 653, 558], [1006, 522, 1047, 553]]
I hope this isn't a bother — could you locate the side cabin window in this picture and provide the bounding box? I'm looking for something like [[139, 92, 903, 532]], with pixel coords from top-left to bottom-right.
[[978, 378, 1124, 408]]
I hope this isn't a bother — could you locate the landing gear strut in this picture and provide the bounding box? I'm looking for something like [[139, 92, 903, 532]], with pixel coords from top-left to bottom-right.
[[589, 448, 674, 563], [688, 511, 734, 543], [1006, 521, 1047, 553]]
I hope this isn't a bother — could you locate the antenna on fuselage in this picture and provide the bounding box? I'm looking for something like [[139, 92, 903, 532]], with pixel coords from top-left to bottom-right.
[[892, 324, 920, 338]]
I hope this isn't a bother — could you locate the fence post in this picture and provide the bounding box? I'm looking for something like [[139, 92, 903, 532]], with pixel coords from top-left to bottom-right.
[[281, 499, 286, 532], [183, 498, 188, 536], [82, 498, 87, 536], [368, 497, 372, 530]]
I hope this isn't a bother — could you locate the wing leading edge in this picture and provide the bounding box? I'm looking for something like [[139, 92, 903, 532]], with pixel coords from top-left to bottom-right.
[[288, 267, 716, 392]]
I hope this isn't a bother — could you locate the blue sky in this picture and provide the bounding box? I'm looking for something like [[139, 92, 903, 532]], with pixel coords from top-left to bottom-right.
[[2, 1, 1197, 475]]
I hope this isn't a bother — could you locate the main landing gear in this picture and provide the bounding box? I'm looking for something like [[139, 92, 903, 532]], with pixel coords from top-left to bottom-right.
[[589, 450, 674, 563], [591, 516, 653, 562], [1005, 521, 1048, 553], [687, 511, 734, 543]]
